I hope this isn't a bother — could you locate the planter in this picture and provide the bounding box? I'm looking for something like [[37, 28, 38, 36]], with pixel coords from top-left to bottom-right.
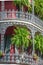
[[33, 54, 38, 62], [33, 57, 37, 61]]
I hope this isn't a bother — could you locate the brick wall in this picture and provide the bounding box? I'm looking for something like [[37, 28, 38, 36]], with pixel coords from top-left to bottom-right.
[[4, 1, 17, 11], [0, 1, 17, 11]]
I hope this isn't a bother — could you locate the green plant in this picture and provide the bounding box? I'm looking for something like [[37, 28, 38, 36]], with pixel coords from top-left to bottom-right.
[[0, 51, 3, 57], [34, 34, 43, 55], [13, 0, 43, 20], [14, 0, 30, 7], [11, 26, 31, 50], [34, 0, 43, 20], [13, 0, 30, 11]]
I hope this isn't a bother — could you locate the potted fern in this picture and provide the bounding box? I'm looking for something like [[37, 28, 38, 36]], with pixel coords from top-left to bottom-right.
[[11, 26, 31, 54], [34, 34, 43, 59]]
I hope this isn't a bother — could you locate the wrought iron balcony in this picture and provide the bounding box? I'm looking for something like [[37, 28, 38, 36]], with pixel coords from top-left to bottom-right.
[[0, 10, 43, 65], [0, 10, 43, 29], [0, 54, 32, 64], [0, 53, 43, 65]]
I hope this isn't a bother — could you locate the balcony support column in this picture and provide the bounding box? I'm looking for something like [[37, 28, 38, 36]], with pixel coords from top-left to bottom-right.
[[31, 30, 35, 55], [1, 34, 4, 52]]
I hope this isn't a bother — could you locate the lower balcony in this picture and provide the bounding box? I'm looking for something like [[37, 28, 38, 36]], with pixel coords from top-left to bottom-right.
[[0, 54, 32, 64], [0, 52, 43, 65], [0, 20, 43, 65]]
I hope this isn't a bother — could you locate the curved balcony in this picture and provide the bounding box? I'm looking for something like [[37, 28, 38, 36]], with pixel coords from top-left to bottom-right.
[[0, 10, 43, 29]]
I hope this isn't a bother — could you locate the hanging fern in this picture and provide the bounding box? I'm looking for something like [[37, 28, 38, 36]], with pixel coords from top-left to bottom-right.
[[11, 26, 31, 49], [34, 34, 43, 55]]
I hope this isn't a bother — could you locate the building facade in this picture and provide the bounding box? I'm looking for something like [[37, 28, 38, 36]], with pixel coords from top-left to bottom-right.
[[0, 1, 43, 64]]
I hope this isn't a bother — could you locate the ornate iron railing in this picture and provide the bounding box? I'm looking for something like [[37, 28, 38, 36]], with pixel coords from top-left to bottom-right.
[[0, 54, 43, 65], [0, 54, 33, 64], [0, 10, 43, 28]]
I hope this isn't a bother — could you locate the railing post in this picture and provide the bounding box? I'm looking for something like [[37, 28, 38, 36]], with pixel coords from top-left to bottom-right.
[[4, 10, 7, 19], [12, 9, 16, 19], [1, 1, 5, 11], [8, 9, 12, 19], [1, 1, 5, 20]]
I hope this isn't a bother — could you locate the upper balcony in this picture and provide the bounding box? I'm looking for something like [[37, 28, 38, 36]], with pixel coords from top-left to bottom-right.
[[0, 9, 43, 30]]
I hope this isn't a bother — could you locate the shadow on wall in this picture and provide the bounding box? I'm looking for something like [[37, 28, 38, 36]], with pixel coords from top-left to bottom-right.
[[4, 26, 16, 53]]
